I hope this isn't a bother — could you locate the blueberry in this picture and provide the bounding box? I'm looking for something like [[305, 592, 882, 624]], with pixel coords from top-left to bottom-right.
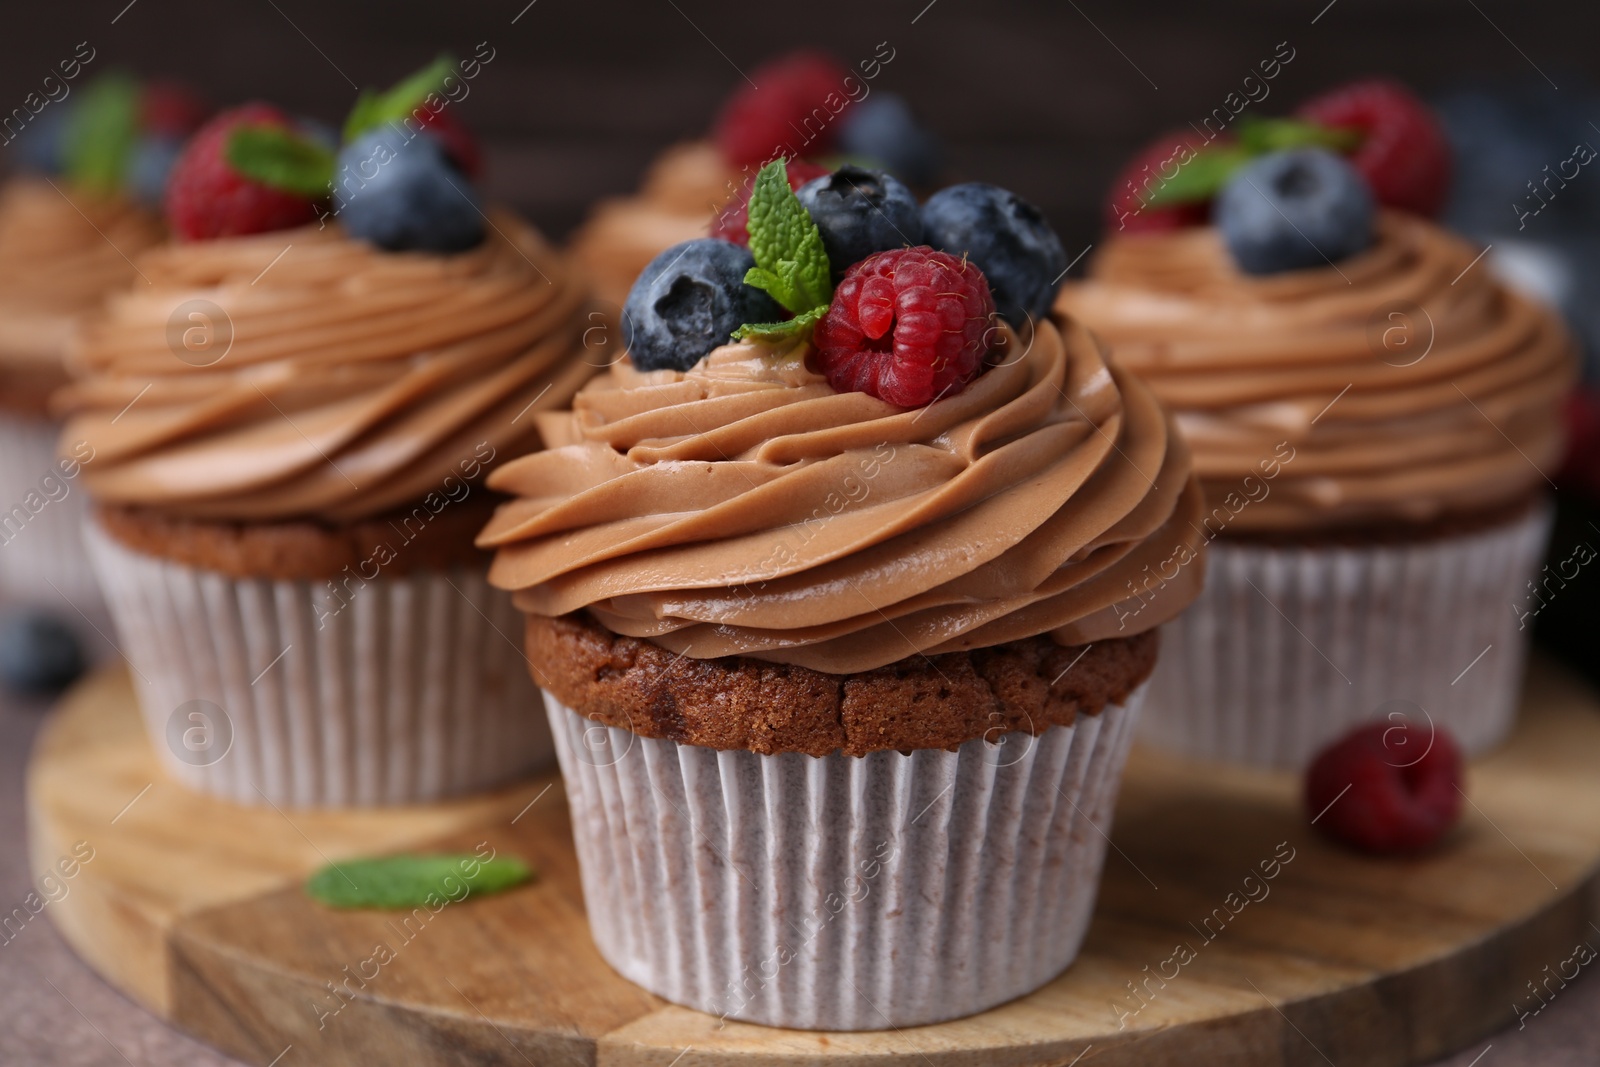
[[127, 135, 184, 206], [921, 183, 1067, 326], [622, 238, 783, 372], [0, 611, 86, 697], [838, 93, 941, 188], [1215, 148, 1376, 275], [795, 166, 923, 277], [334, 127, 484, 253], [15, 103, 73, 174]]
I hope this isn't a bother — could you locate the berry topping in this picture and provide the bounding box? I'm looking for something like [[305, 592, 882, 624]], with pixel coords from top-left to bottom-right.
[[334, 128, 484, 253], [713, 50, 850, 169], [413, 106, 484, 179], [1215, 148, 1375, 274], [345, 56, 484, 179], [812, 247, 995, 407], [139, 80, 211, 139], [710, 158, 830, 246], [0, 610, 87, 698], [165, 104, 325, 241], [920, 183, 1065, 326], [795, 165, 923, 280], [836, 92, 941, 188], [1297, 79, 1452, 218], [1104, 130, 1214, 234], [624, 238, 783, 372], [127, 136, 186, 206], [1305, 720, 1463, 854]]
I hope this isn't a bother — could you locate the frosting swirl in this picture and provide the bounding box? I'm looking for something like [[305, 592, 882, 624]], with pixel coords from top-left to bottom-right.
[[56, 211, 595, 523], [569, 141, 733, 306], [480, 318, 1205, 674], [0, 178, 161, 387], [1058, 213, 1575, 534]]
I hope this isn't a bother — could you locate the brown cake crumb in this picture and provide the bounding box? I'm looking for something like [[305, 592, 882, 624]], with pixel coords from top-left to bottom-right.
[[95, 493, 500, 582], [526, 611, 1159, 756]]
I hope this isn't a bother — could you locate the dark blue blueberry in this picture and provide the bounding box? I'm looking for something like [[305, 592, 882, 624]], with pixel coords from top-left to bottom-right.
[[920, 183, 1067, 326], [15, 104, 73, 174], [838, 93, 941, 188], [795, 165, 923, 277], [127, 135, 184, 206], [0, 611, 86, 697], [1215, 148, 1376, 275], [622, 238, 783, 372], [333, 127, 484, 253]]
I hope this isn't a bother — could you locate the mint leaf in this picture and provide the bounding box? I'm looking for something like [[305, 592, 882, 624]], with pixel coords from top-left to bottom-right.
[[226, 126, 336, 198], [1142, 145, 1252, 207], [1236, 117, 1362, 155], [744, 159, 832, 314], [306, 853, 533, 910], [63, 72, 140, 195], [344, 55, 456, 142], [732, 306, 826, 343]]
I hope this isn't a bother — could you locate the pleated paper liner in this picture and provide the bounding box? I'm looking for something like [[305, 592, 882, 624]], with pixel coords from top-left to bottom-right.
[[0, 414, 101, 610]]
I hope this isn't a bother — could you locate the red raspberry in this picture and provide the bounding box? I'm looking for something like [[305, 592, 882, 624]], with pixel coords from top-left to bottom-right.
[[1297, 79, 1452, 218], [710, 158, 830, 246], [1304, 720, 1463, 854], [412, 106, 484, 179], [140, 80, 211, 138], [713, 50, 851, 169], [812, 247, 995, 407], [1104, 130, 1214, 234], [165, 104, 322, 242]]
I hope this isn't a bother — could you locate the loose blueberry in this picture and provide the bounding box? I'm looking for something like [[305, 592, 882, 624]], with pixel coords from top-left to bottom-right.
[[837, 93, 941, 188], [622, 238, 783, 372], [127, 135, 185, 206], [334, 127, 484, 253], [0, 611, 86, 697], [920, 183, 1067, 327], [1214, 148, 1376, 275], [795, 166, 923, 278]]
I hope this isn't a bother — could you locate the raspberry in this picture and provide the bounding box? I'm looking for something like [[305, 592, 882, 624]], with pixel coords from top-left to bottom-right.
[[1104, 130, 1214, 234], [812, 247, 995, 407], [710, 158, 829, 246], [139, 80, 210, 138], [165, 104, 322, 242], [713, 51, 851, 169], [1297, 79, 1452, 218], [1304, 720, 1463, 854], [413, 106, 484, 179]]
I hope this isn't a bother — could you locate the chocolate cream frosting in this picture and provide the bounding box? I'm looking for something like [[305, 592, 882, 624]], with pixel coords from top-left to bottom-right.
[[0, 178, 162, 407], [56, 211, 596, 523], [1058, 213, 1575, 534], [480, 317, 1205, 674]]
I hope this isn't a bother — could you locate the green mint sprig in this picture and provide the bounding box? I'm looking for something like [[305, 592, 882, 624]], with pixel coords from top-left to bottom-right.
[[1144, 118, 1364, 208], [344, 55, 456, 142], [306, 852, 534, 910], [63, 72, 140, 196], [733, 158, 833, 344], [226, 126, 336, 198]]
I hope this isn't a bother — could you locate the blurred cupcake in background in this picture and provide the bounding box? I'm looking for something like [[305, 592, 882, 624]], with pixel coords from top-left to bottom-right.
[[0, 71, 206, 612], [569, 47, 940, 307], [1060, 79, 1576, 767], [56, 59, 596, 806]]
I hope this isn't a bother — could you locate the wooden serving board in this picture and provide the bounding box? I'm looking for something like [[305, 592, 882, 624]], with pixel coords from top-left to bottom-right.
[[27, 660, 1600, 1067]]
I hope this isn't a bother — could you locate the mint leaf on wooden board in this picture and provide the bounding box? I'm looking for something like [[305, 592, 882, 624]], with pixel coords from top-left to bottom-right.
[[63, 73, 140, 195], [306, 853, 534, 910], [225, 126, 336, 198], [743, 158, 832, 314], [343, 55, 455, 142]]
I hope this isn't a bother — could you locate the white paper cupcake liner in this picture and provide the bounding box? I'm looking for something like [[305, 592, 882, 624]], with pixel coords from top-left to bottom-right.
[[85, 517, 552, 807], [0, 414, 100, 610], [547, 681, 1146, 1030], [1142, 502, 1552, 768]]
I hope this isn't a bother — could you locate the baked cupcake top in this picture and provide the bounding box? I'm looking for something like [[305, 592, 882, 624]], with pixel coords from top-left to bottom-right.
[[55, 64, 594, 524], [1066, 79, 1575, 535], [483, 162, 1203, 675]]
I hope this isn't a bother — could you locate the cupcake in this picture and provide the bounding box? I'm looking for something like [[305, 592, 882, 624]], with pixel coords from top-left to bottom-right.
[[56, 66, 596, 806], [0, 73, 205, 609], [1059, 80, 1576, 767], [570, 48, 939, 307], [480, 163, 1203, 1028]]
